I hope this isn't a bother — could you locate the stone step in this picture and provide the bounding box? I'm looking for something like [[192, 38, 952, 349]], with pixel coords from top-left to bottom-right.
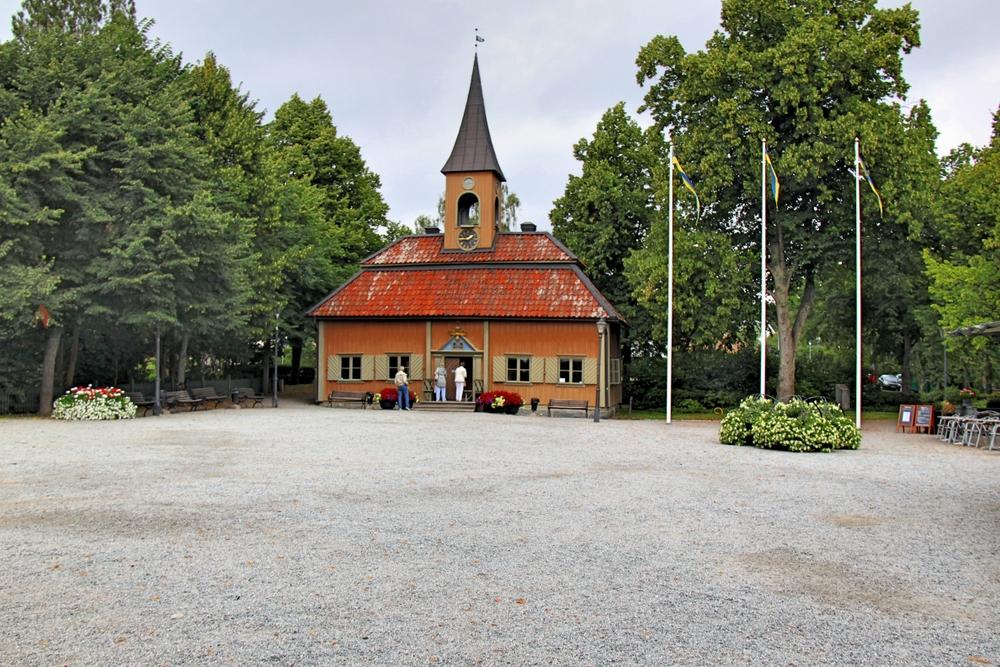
[[411, 401, 476, 412]]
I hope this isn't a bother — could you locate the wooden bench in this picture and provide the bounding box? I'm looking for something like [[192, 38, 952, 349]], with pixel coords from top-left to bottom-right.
[[125, 392, 156, 416], [326, 390, 369, 408], [547, 398, 589, 417], [190, 387, 227, 409], [236, 387, 265, 408], [164, 390, 205, 412]]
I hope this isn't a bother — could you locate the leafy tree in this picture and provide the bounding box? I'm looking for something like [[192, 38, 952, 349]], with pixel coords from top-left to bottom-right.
[[500, 184, 521, 231], [266, 94, 392, 382], [551, 102, 661, 389], [924, 108, 1000, 390], [635, 0, 925, 398]]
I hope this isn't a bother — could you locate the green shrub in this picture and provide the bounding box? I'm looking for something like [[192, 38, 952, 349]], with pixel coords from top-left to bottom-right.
[[719, 396, 774, 445], [721, 396, 860, 452], [675, 398, 707, 413]]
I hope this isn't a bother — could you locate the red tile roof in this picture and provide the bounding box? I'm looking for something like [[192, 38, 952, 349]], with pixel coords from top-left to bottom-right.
[[310, 268, 612, 319], [363, 233, 575, 265]]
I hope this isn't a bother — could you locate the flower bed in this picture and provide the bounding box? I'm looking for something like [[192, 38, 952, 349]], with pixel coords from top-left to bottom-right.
[[720, 396, 860, 452], [52, 386, 136, 421], [476, 391, 523, 413]]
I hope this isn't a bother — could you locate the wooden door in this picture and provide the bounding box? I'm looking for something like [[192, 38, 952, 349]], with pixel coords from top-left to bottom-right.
[[445, 357, 474, 400]]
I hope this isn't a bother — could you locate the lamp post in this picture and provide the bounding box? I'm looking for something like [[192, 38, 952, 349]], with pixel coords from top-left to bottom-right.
[[153, 323, 162, 416], [595, 316, 606, 423], [272, 312, 280, 408]]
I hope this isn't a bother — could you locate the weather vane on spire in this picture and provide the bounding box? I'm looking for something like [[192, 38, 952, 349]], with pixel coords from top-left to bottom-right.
[[475, 28, 484, 49]]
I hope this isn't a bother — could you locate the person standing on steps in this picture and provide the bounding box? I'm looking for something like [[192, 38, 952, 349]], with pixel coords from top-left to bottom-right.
[[395, 365, 410, 410], [453, 361, 467, 402], [434, 362, 448, 401]]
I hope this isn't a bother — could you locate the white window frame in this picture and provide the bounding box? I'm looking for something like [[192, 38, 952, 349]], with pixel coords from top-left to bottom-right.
[[558, 357, 584, 385], [506, 356, 532, 384], [388, 354, 411, 381], [340, 355, 362, 381]]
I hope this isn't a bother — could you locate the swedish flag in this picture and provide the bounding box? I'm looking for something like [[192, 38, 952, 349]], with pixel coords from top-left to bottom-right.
[[858, 155, 884, 217], [672, 156, 700, 221], [764, 146, 780, 205]]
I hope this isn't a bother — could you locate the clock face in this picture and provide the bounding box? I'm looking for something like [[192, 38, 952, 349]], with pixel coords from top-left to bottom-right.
[[457, 227, 479, 251], [462, 177, 475, 190]]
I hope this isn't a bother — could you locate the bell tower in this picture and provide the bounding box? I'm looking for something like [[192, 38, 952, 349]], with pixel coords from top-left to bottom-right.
[[441, 54, 505, 251]]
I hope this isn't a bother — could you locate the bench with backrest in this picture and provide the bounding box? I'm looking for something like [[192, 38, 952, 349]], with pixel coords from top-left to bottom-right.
[[125, 392, 156, 416], [547, 398, 589, 417], [236, 387, 265, 408], [189, 387, 228, 409], [326, 390, 369, 408], [164, 390, 205, 412]]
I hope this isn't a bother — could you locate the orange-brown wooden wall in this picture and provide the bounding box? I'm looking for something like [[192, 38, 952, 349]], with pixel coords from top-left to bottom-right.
[[316, 318, 621, 411]]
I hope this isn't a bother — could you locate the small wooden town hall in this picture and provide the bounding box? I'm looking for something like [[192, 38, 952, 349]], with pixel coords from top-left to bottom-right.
[[308, 55, 624, 414]]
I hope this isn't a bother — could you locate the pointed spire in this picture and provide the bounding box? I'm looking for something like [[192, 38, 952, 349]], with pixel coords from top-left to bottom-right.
[[441, 54, 506, 181]]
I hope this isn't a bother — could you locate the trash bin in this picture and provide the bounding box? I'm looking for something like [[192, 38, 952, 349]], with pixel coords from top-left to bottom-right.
[[230, 387, 240, 405], [530, 398, 540, 412]]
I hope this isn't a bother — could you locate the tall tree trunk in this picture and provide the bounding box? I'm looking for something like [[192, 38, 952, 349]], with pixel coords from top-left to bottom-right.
[[54, 335, 65, 389], [38, 326, 64, 417], [768, 227, 817, 400], [177, 332, 190, 387], [64, 324, 80, 387], [900, 329, 912, 397], [290, 344, 302, 385]]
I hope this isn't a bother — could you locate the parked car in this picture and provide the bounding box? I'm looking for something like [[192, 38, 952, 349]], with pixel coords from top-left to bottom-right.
[[878, 374, 902, 391]]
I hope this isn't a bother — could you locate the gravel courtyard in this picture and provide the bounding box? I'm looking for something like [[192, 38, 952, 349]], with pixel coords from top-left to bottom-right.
[[2, 402, 999, 666]]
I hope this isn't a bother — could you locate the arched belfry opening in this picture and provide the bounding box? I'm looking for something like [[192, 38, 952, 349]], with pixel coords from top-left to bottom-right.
[[457, 192, 480, 227]]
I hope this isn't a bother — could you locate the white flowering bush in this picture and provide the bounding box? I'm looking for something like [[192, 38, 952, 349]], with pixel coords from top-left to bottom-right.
[[52, 386, 137, 421], [721, 396, 860, 452], [719, 396, 773, 446]]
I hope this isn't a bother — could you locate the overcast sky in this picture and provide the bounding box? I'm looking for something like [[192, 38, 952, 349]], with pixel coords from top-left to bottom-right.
[[1, 0, 997, 230]]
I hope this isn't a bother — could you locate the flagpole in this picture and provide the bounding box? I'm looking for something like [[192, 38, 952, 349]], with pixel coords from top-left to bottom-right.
[[666, 141, 674, 425], [760, 140, 767, 397], [855, 138, 862, 429]]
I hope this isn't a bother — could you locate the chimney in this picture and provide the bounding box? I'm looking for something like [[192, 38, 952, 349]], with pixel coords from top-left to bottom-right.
[[519, 222, 537, 232], [424, 226, 441, 235]]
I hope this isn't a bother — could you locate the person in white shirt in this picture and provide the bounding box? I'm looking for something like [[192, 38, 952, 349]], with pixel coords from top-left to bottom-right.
[[395, 366, 410, 410], [434, 363, 447, 401], [453, 362, 467, 401]]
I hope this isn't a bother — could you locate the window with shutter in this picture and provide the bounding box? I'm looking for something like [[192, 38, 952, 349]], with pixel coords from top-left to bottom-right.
[[492, 356, 506, 384], [505, 356, 531, 383], [375, 355, 389, 381], [609, 358, 621, 385], [544, 357, 559, 384], [361, 356, 374, 381], [410, 355, 424, 380], [529, 358, 544, 384]]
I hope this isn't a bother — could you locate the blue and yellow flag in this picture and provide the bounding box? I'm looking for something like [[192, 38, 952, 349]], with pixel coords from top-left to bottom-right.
[[672, 156, 700, 221], [764, 146, 780, 205], [858, 155, 884, 218]]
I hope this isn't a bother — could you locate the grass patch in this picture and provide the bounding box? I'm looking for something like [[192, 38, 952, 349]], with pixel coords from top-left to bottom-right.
[[618, 409, 723, 421], [861, 411, 899, 421]]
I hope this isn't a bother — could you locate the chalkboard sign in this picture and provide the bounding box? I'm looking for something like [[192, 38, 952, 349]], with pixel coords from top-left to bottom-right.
[[914, 404, 935, 433], [897, 404, 916, 432]]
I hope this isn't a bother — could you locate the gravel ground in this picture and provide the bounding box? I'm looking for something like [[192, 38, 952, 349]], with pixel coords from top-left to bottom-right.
[[2, 400, 999, 666]]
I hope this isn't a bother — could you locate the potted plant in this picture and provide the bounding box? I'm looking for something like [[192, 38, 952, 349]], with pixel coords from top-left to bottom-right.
[[960, 388, 976, 407], [501, 391, 523, 414], [375, 388, 397, 410], [477, 391, 498, 413]]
